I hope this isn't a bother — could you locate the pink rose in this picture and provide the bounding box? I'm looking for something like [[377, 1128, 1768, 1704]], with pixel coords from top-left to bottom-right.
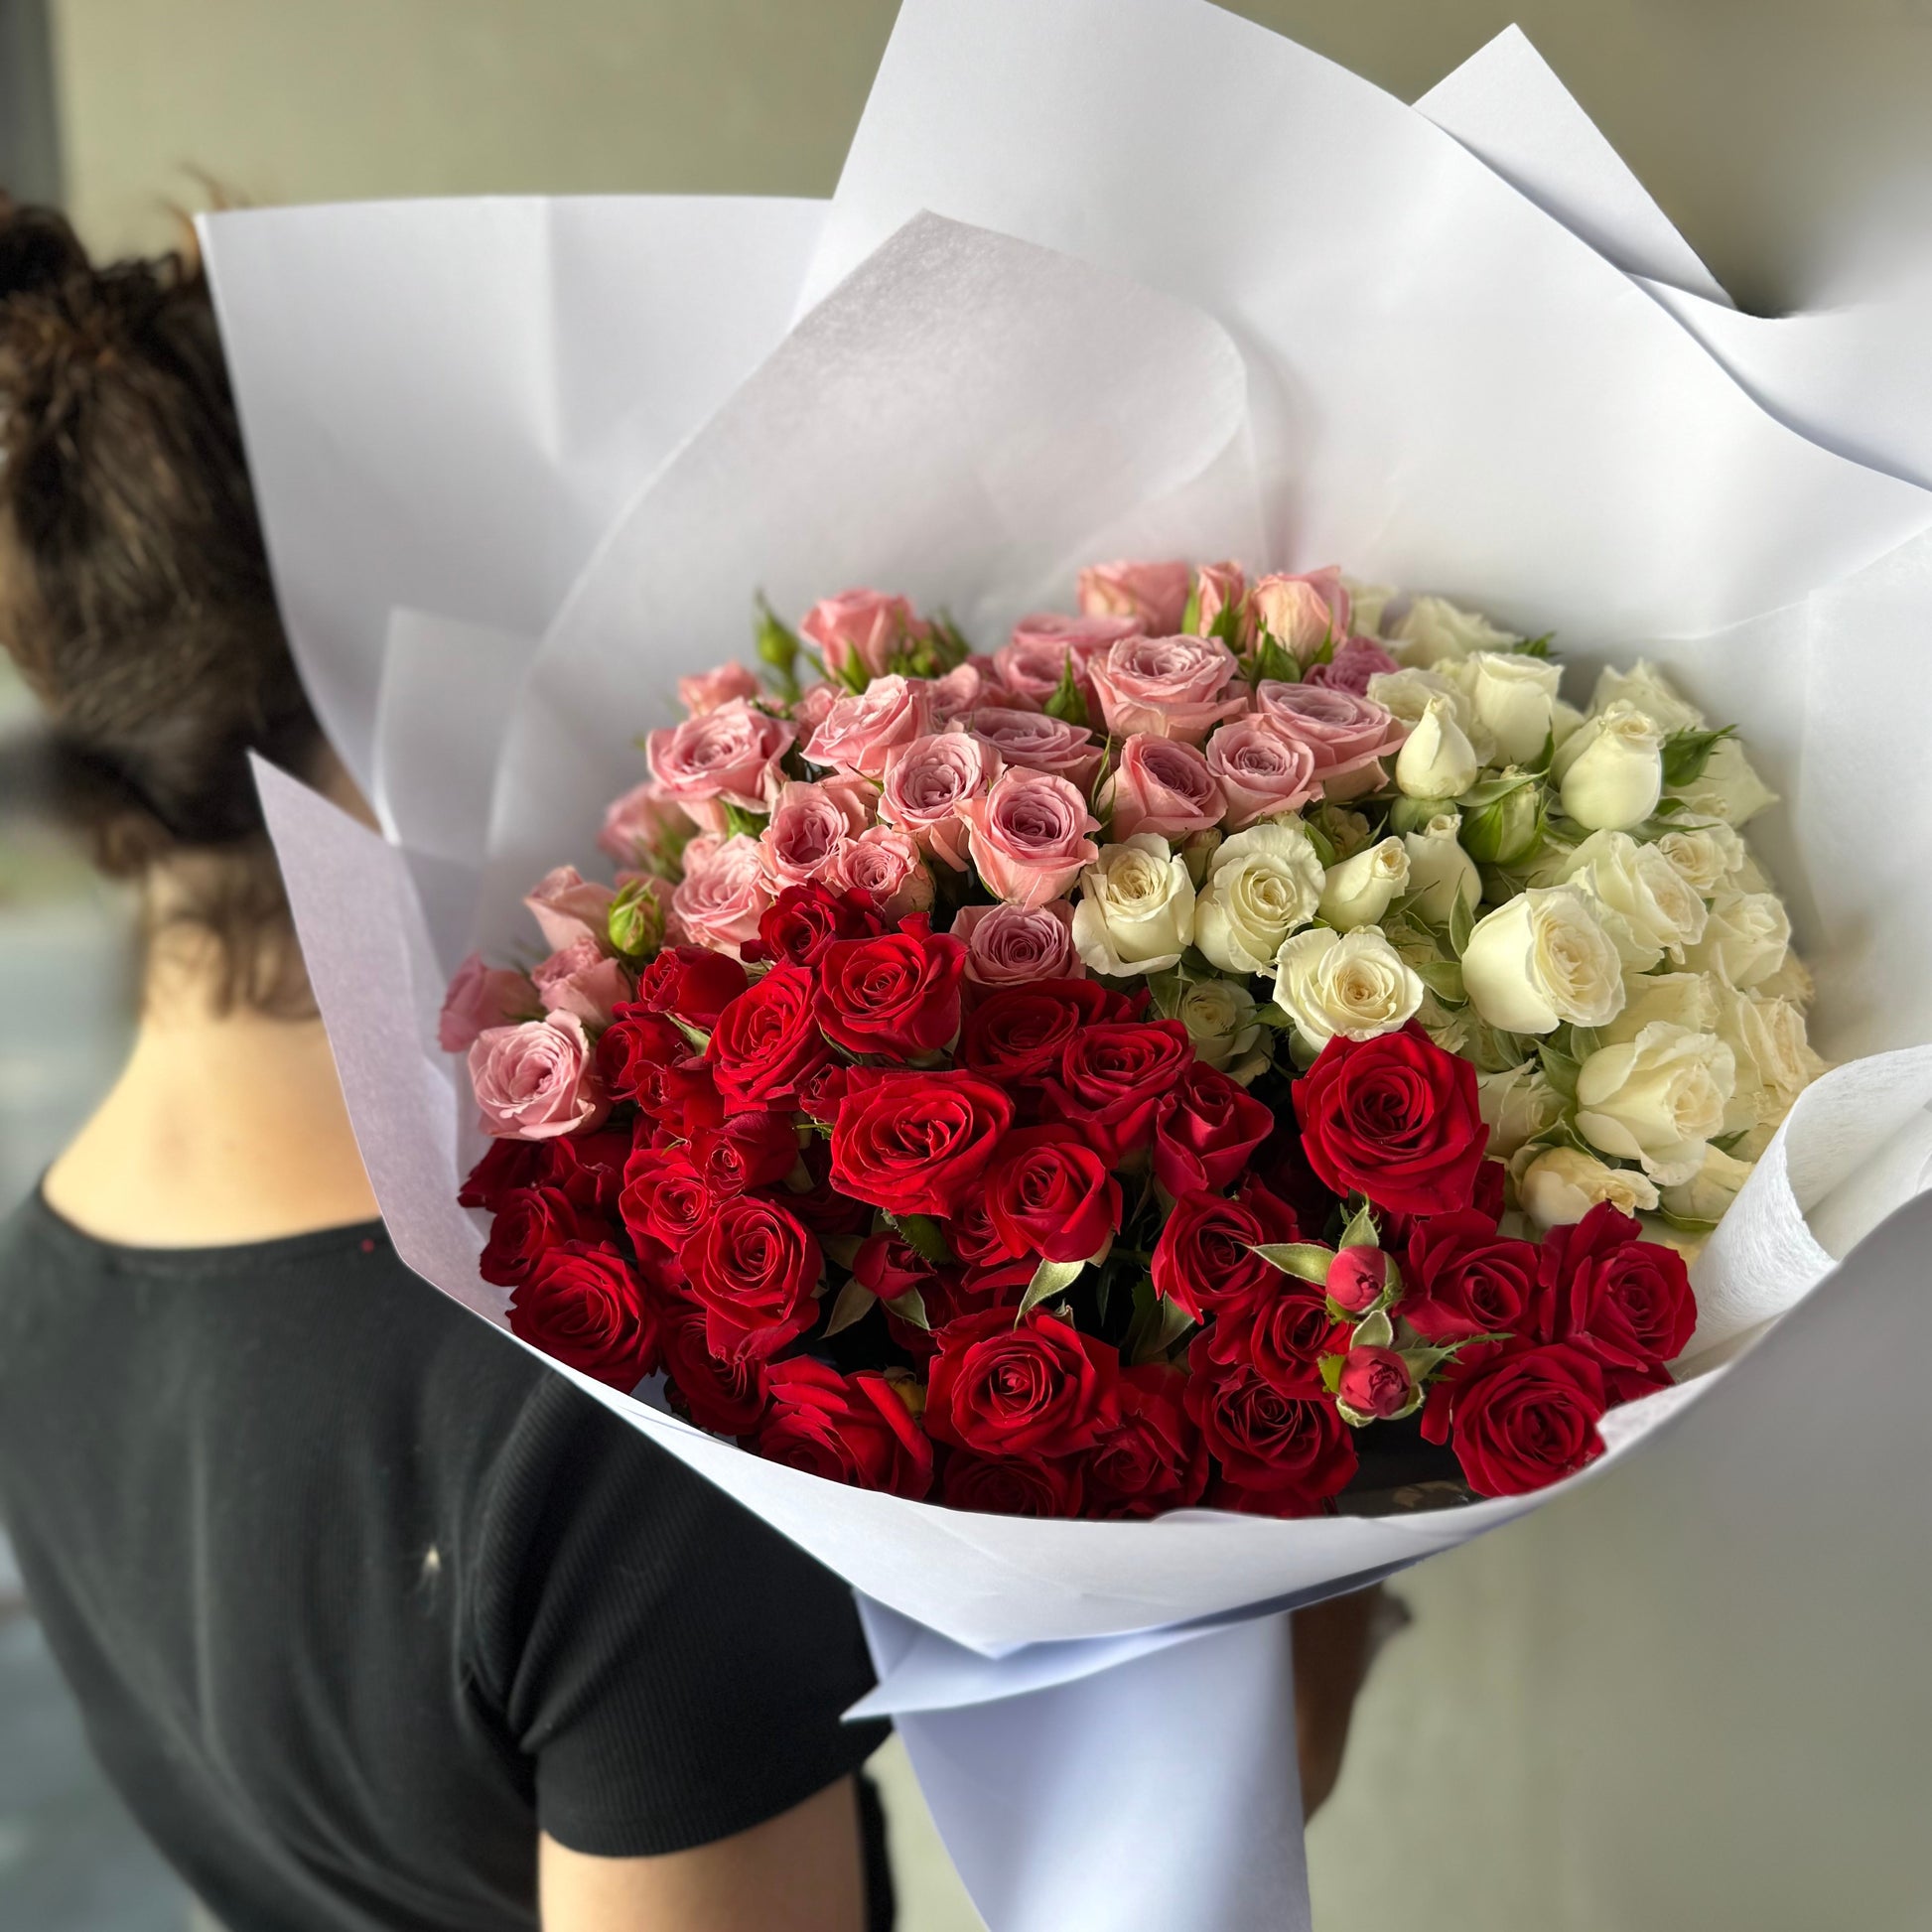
[[532, 936, 632, 1030], [438, 952, 538, 1052], [1088, 634, 1249, 744], [677, 660, 761, 716], [1191, 561, 1251, 647], [758, 780, 867, 891], [525, 866, 618, 954], [927, 661, 1000, 724], [957, 767, 1101, 908], [880, 732, 1001, 871], [800, 589, 929, 682], [828, 826, 934, 919], [1076, 559, 1191, 636], [788, 681, 842, 733], [804, 674, 934, 778], [951, 900, 1083, 986], [645, 698, 795, 836], [1255, 681, 1408, 798], [1202, 715, 1322, 830], [1250, 568, 1350, 663], [994, 614, 1138, 712], [1098, 734, 1225, 840], [966, 707, 1103, 792], [671, 834, 772, 958], [597, 782, 688, 868], [1304, 634, 1400, 696], [469, 1012, 609, 1141]]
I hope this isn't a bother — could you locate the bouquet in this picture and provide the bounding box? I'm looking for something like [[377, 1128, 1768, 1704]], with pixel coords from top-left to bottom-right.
[[441, 560, 1821, 1519]]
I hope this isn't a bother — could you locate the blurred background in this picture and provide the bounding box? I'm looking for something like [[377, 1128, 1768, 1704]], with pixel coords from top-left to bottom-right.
[[4, 2, 1931, 1928]]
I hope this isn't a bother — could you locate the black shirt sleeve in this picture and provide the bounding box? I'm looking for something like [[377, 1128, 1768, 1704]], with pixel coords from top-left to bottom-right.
[[467, 1376, 890, 1859]]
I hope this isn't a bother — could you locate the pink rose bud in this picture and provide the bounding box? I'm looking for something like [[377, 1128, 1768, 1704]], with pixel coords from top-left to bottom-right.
[[928, 660, 994, 724], [993, 615, 1137, 712], [531, 936, 632, 1031], [1250, 567, 1351, 662], [1088, 634, 1250, 744], [880, 732, 1002, 871], [758, 780, 866, 892], [966, 707, 1102, 791], [645, 698, 796, 836], [524, 866, 620, 954], [1191, 560, 1250, 645], [827, 826, 933, 920], [469, 1012, 609, 1140], [676, 660, 761, 716], [803, 674, 934, 778], [1098, 733, 1226, 840], [1337, 1345, 1414, 1422], [1076, 558, 1192, 636], [1201, 715, 1322, 829], [1304, 634, 1400, 696], [1325, 1244, 1393, 1314], [1254, 682, 1408, 800], [956, 767, 1101, 909], [597, 782, 688, 868], [950, 900, 1083, 986], [438, 952, 538, 1053], [788, 681, 842, 734], [670, 834, 772, 958], [800, 589, 929, 682]]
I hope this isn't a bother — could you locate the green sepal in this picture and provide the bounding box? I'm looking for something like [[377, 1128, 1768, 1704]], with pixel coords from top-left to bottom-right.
[[886, 1211, 952, 1266], [1251, 632, 1300, 685], [1414, 958, 1467, 1005], [1180, 581, 1203, 634], [1338, 1201, 1381, 1250], [666, 1014, 712, 1053], [1351, 1309, 1396, 1350], [1448, 886, 1476, 960], [1302, 817, 1338, 868], [1252, 1241, 1335, 1283], [1512, 632, 1556, 659], [753, 593, 802, 701], [1018, 1256, 1086, 1321], [1661, 724, 1736, 788], [721, 799, 770, 839], [1042, 652, 1090, 730], [884, 1287, 931, 1331], [1318, 1352, 1346, 1394], [822, 1277, 878, 1338]]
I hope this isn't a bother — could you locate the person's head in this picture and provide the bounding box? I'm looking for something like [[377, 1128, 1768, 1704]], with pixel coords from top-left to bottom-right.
[[0, 197, 325, 1015]]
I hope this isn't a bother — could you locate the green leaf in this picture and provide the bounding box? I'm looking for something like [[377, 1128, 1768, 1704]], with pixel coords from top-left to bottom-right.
[[1302, 818, 1338, 869], [822, 1278, 878, 1338], [1352, 1309, 1395, 1350], [1251, 1000, 1296, 1032], [886, 1212, 952, 1266], [1252, 1241, 1335, 1283], [1537, 1041, 1582, 1102], [1018, 1256, 1086, 1320], [884, 1287, 932, 1331], [1512, 632, 1555, 659], [1414, 958, 1467, 1005], [1338, 1201, 1381, 1251], [754, 593, 801, 700], [1318, 1352, 1345, 1394], [1662, 724, 1735, 788], [1448, 886, 1475, 961], [929, 611, 973, 671], [1252, 632, 1300, 685], [1180, 582, 1202, 635], [721, 799, 770, 839], [1041, 652, 1090, 730]]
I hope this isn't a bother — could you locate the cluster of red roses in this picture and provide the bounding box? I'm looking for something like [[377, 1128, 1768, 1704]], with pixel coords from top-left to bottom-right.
[[462, 879, 1697, 1513]]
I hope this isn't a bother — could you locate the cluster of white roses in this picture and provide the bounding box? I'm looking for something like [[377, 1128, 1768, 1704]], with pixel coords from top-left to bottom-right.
[[1069, 587, 1820, 1246]]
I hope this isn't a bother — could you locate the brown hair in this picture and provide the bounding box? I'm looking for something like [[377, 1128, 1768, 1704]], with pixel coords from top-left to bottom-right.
[[0, 197, 322, 1012]]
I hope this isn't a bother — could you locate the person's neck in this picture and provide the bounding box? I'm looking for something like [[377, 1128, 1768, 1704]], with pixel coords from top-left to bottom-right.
[[43, 937, 379, 1249]]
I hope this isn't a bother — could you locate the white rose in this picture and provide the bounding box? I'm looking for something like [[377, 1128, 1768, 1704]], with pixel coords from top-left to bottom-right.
[[1403, 812, 1481, 925], [1316, 836, 1410, 931], [1272, 925, 1424, 1050], [1708, 978, 1824, 1133], [1395, 695, 1481, 799], [1071, 833, 1195, 976], [1550, 698, 1587, 749], [1553, 829, 1709, 970], [1517, 1146, 1660, 1230], [1476, 1061, 1567, 1158], [1575, 1022, 1735, 1184], [1344, 579, 1396, 637], [1176, 976, 1262, 1071], [1589, 658, 1705, 733], [1681, 890, 1790, 989], [1670, 736, 1778, 827], [1460, 886, 1627, 1035], [1754, 950, 1816, 1008], [1597, 971, 1718, 1047], [1193, 821, 1324, 975], [1366, 666, 1471, 733], [1467, 651, 1561, 765], [1658, 1143, 1755, 1225], [1388, 594, 1520, 666], [1554, 701, 1664, 832], [1653, 816, 1747, 897]]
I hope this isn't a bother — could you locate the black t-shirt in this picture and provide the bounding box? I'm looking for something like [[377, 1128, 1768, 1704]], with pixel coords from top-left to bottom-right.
[[0, 1193, 893, 1931]]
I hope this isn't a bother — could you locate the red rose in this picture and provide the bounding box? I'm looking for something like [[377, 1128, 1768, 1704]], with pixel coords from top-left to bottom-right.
[[687, 1110, 800, 1196], [705, 964, 832, 1108], [1404, 1209, 1540, 1344], [830, 1068, 1014, 1218], [544, 1127, 633, 1212], [678, 1194, 822, 1362], [459, 1138, 548, 1213], [507, 1241, 658, 1390], [748, 882, 887, 968], [941, 1448, 1085, 1517], [925, 1306, 1120, 1457], [1150, 1184, 1299, 1322], [795, 1059, 854, 1125], [1336, 1345, 1413, 1420], [852, 1231, 936, 1303], [1040, 1020, 1194, 1167], [1184, 1332, 1356, 1506], [754, 1361, 934, 1499], [659, 1303, 768, 1437], [814, 917, 966, 1058], [1082, 1364, 1208, 1519], [1152, 1062, 1274, 1198], [1199, 1279, 1348, 1395], [982, 1126, 1122, 1264], [1425, 1340, 1606, 1498], [958, 978, 1131, 1082], [1534, 1202, 1698, 1370], [940, 1194, 1010, 1268], [632, 944, 748, 1027], [1293, 1024, 1489, 1216], [480, 1183, 601, 1289], [618, 1145, 711, 1252]]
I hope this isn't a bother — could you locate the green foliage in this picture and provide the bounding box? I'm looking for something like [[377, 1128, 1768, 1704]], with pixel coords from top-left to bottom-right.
[[1042, 652, 1091, 730], [1661, 724, 1735, 788]]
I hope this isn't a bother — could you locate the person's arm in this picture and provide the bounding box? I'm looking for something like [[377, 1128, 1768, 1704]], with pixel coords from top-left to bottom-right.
[[539, 1776, 867, 1932]]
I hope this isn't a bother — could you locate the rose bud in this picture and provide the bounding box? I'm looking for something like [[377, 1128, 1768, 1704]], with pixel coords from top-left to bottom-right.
[[1458, 771, 1544, 866], [1315, 836, 1409, 932], [1402, 813, 1482, 925], [1394, 695, 1480, 800], [1553, 701, 1665, 832], [1325, 1245, 1394, 1315], [1336, 1346, 1415, 1422]]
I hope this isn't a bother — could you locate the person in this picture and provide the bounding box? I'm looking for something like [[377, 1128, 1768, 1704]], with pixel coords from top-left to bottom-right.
[[0, 198, 1380, 1932]]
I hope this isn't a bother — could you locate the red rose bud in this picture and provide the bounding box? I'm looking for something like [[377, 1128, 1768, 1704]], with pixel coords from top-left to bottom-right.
[[687, 1110, 800, 1196], [678, 1194, 822, 1363], [829, 1068, 1014, 1220], [705, 964, 832, 1108], [1324, 1244, 1393, 1315], [754, 1360, 934, 1499], [507, 1242, 659, 1391], [983, 1126, 1122, 1265], [1039, 1020, 1195, 1167], [960, 978, 1136, 1081], [751, 882, 888, 969], [632, 944, 748, 1027], [925, 1306, 1121, 1459], [814, 924, 967, 1058], [544, 1127, 633, 1212], [1336, 1346, 1414, 1422], [1293, 1023, 1489, 1217], [941, 1195, 1011, 1268], [1150, 1185, 1299, 1322], [852, 1232, 936, 1302], [1152, 1062, 1274, 1198], [1427, 1340, 1607, 1498]]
